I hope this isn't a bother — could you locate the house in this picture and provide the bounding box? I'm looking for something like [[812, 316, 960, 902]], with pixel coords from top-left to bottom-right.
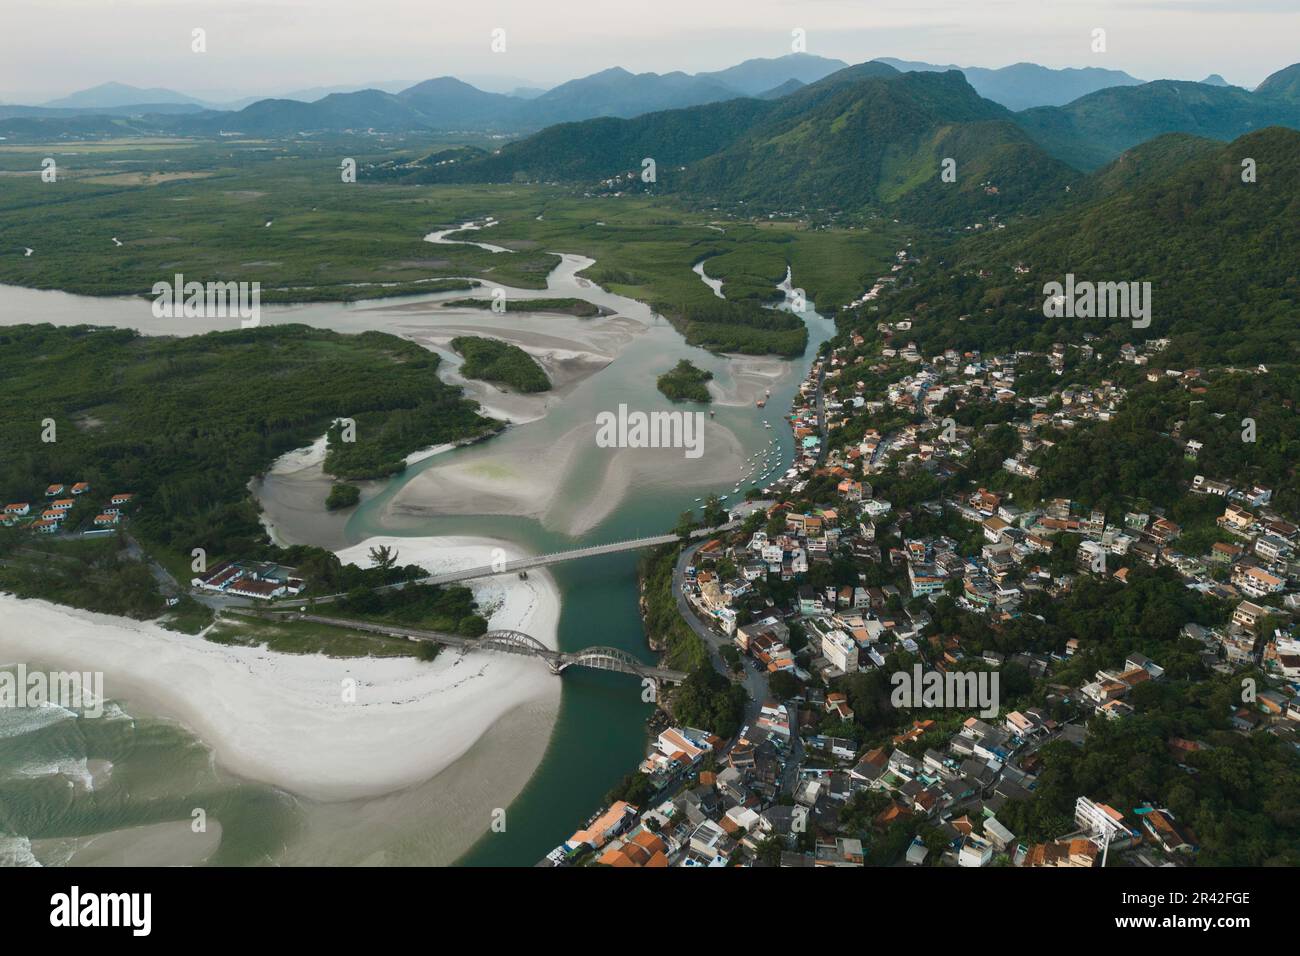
[[825, 692, 854, 721], [50, 498, 75, 512], [688, 819, 733, 861], [1233, 565, 1285, 599], [92, 513, 120, 527], [814, 837, 864, 867], [1140, 809, 1194, 855], [30, 518, 60, 534], [1023, 839, 1097, 868], [45, 484, 65, 497], [4, 503, 31, 516], [1232, 600, 1271, 632], [958, 833, 994, 867], [110, 493, 136, 507], [71, 482, 91, 495], [226, 577, 285, 599], [596, 829, 669, 868], [567, 801, 638, 853]]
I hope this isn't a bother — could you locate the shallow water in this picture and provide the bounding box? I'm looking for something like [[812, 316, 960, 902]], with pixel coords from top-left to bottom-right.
[[0, 254, 834, 866]]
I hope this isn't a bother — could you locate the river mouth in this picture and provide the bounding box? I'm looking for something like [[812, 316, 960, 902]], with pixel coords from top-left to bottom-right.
[[0, 240, 836, 867]]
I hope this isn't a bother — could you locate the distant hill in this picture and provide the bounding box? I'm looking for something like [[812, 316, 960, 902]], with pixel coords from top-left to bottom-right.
[[1255, 62, 1300, 99], [695, 53, 848, 96], [1074, 132, 1223, 201], [1015, 64, 1300, 169], [885, 128, 1300, 367], [520, 68, 742, 125], [1200, 74, 1231, 87], [408, 97, 777, 183], [873, 59, 1143, 110], [675, 67, 1079, 223], [407, 63, 1079, 225], [44, 82, 206, 109], [758, 78, 806, 100]]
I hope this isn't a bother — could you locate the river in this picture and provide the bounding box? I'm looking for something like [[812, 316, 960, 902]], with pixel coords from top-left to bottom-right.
[[0, 249, 835, 867]]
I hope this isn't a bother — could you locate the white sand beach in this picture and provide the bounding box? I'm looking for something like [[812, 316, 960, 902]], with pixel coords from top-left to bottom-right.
[[0, 535, 562, 806]]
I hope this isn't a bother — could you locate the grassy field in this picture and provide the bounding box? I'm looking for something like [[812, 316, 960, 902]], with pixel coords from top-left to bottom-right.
[[0, 137, 908, 314], [208, 611, 424, 659]]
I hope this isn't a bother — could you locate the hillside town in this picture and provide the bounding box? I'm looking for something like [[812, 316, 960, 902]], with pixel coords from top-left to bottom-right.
[[547, 310, 1300, 868]]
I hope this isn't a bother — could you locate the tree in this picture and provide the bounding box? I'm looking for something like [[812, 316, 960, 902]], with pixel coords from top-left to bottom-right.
[[368, 544, 398, 572]]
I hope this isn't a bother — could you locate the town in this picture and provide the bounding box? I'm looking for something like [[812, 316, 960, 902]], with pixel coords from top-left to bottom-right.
[[545, 271, 1300, 867]]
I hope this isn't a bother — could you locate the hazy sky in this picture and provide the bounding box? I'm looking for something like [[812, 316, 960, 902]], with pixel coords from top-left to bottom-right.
[[3, 0, 1298, 102]]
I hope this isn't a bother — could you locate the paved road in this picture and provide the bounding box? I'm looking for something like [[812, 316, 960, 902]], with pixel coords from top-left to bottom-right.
[[262, 520, 740, 610]]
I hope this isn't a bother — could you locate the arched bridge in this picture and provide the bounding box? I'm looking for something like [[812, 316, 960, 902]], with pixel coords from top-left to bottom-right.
[[259, 612, 687, 684]]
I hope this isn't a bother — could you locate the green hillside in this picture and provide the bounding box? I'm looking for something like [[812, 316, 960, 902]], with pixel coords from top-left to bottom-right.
[[865, 128, 1300, 368]]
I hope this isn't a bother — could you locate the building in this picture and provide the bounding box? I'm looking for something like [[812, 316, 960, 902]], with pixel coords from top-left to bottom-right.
[[1233, 565, 1285, 599], [1232, 600, 1271, 632], [1075, 796, 1135, 846], [821, 629, 858, 674]]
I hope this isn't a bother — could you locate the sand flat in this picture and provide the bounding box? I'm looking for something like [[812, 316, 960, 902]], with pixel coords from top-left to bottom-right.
[[0, 535, 561, 806]]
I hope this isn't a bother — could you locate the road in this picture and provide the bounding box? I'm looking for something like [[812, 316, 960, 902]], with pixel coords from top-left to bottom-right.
[[264, 520, 740, 610], [672, 538, 805, 796]]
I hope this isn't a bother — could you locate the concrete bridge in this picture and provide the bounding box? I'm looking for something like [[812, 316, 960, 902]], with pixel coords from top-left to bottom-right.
[[414, 525, 735, 586], [262, 611, 688, 684], [271, 520, 739, 609]]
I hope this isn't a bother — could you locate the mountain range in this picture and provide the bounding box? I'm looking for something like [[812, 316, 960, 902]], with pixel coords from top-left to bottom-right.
[[403, 59, 1300, 226], [5, 54, 1257, 139], [872, 58, 1145, 111]]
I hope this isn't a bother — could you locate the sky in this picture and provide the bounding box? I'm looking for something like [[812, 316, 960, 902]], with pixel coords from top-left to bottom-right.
[[2, 0, 1298, 103]]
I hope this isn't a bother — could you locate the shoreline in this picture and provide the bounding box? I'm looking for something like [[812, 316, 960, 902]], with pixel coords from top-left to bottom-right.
[[0, 534, 562, 811]]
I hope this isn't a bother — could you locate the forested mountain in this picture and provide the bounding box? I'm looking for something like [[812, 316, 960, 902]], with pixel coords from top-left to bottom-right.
[[875, 58, 1144, 110], [406, 97, 776, 183], [695, 53, 849, 95], [410, 64, 1079, 225], [675, 69, 1079, 222], [520, 68, 741, 125], [1016, 64, 1300, 169], [43, 81, 206, 109], [869, 128, 1300, 367]]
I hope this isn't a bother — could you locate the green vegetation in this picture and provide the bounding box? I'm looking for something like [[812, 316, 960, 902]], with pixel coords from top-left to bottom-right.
[[656, 359, 713, 403], [0, 323, 494, 566], [639, 544, 707, 672], [208, 611, 423, 659], [872, 128, 1300, 369], [444, 296, 604, 317], [1016, 73, 1300, 170], [670, 666, 748, 739], [0, 531, 164, 619], [450, 335, 551, 392], [325, 483, 361, 510], [333, 580, 488, 636], [0, 139, 560, 299], [665, 299, 807, 356], [410, 98, 776, 186]]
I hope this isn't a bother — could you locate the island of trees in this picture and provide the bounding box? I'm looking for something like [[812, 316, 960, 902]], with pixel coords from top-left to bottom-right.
[[656, 359, 714, 403], [450, 335, 551, 392]]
